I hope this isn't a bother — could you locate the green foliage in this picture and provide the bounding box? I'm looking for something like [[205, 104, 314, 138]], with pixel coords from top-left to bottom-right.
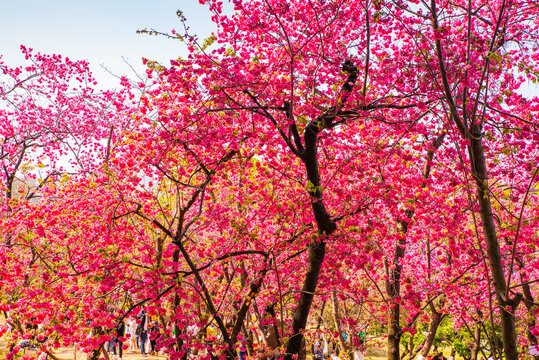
[[453, 335, 472, 359], [401, 329, 426, 349]]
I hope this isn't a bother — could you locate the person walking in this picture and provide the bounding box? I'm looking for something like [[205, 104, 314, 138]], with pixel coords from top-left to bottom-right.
[[113, 320, 125, 360], [433, 352, 447, 360], [127, 317, 137, 352], [314, 335, 323, 360], [137, 310, 148, 356], [238, 340, 248, 360]]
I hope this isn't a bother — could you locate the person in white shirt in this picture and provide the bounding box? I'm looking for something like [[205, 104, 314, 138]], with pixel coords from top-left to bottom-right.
[[330, 349, 341, 360], [126, 317, 137, 351], [353, 349, 364, 360]]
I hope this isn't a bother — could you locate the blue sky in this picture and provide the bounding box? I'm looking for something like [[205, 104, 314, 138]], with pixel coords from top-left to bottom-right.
[[0, 0, 217, 87], [1, 1, 536, 96]]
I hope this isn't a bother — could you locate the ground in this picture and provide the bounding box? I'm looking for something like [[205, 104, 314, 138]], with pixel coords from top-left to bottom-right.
[[0, 337, 165, 360], [0, 337, 388, 360]]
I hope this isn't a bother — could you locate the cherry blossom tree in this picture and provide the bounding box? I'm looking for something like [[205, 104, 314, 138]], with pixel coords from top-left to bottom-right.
[[1, 0, 539, 360], [0, 47, 132, 360]]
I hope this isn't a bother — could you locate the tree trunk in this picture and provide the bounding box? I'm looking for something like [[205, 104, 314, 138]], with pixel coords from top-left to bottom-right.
[[171, 247, 188, 360], [284, 101, 338, 359], [88, 327, 109, 360], [315, 301, 326, 330], [285, 240, 328, 360], [253, 301, 270, 348], [420, 308, 444, 358], [386, 227, 407, 360], [519, 261, 539, 360], [468, 124, 519, 360], [266, 303, 282, 348], [282, 60, 361, 360], [229, 266, 269, 345], [386, 133, 445, 360], [387, 239, 404, 360], [402, 331, 414, 360], [387, 310, 402, 360], [471, 322, 481, 360]]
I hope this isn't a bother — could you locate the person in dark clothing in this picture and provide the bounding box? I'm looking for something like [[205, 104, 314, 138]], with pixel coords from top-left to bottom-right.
[[433, 352, 447, 360], [113, 320, 125, 360], [137, 310, 148, 355], [238, 340, 247, 360]]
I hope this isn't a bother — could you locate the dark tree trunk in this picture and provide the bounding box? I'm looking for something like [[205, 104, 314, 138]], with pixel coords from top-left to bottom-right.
[[468, 124, 519, 360], [386, 133, 445, 360], [283, 61, 362, 360], [429, 0, 519, 351], [172, 248, 188, 360], [387, 310, 402, 360], [284, 75, 341, 358], [386, 233, 406, 360], [229, 266, 269, 345], [265, 303, 282, 348], [88, 327, 110, 360], [285, 240, 329, 360], [518, 259, 539, 360], [419, 307, 444, 358]]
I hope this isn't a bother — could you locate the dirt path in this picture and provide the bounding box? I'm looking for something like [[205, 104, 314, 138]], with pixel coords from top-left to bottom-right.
[[47, 346, 165, 360], [0, 337, 165, 360]]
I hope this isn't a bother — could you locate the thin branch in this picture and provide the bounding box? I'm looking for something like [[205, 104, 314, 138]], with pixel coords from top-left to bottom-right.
[[163, 250, 269, 276]]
